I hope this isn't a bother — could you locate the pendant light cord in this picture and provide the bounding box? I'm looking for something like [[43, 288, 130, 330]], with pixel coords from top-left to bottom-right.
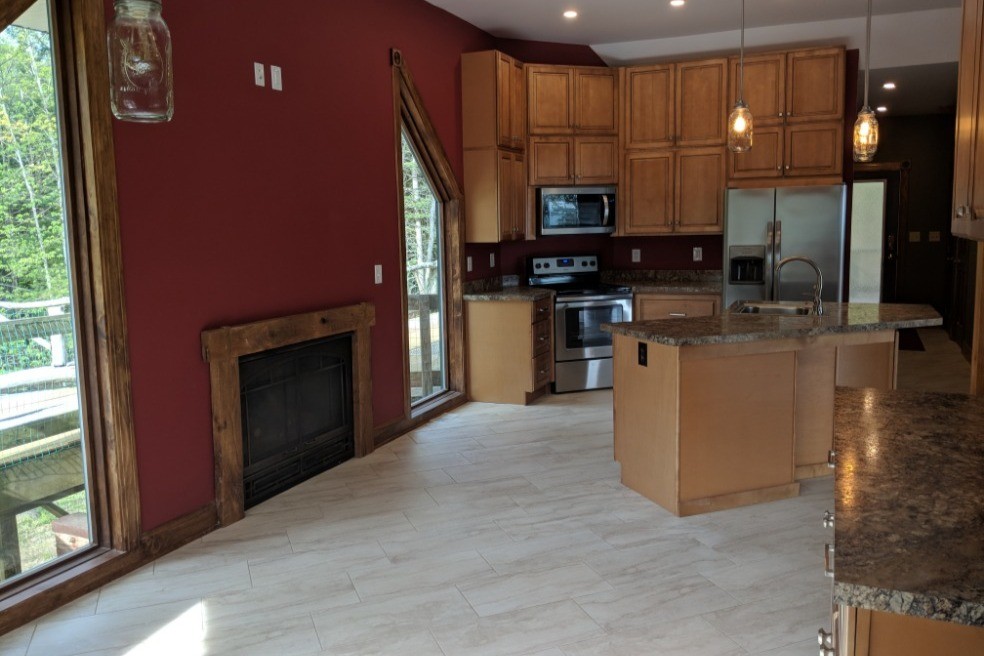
[[864, 0, 872, 108], [738, 0, 745, 102]]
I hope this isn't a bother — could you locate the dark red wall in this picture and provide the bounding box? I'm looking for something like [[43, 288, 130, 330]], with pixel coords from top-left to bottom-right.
[[109, 0, 611, 530]]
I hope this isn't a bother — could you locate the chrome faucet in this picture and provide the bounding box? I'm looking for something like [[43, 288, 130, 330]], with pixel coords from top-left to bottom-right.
[[773, 256, 824, 315]]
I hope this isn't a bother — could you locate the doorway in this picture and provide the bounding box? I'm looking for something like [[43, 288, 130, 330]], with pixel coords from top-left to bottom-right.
[[851, 162, 910, 303]]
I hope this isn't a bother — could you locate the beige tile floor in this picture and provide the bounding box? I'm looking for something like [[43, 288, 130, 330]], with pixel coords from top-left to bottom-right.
[[1, 390, 839, 656], [2, 327, 972, 656]]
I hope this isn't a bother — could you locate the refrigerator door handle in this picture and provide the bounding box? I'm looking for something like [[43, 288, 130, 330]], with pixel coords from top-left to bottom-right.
[[766, 221, 775, 301], [775, 220, 782, 265]]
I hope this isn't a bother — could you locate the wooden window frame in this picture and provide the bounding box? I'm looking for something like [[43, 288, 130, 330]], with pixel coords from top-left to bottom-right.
[[0, 0, 141, 632], [384, 49, 467, 444]]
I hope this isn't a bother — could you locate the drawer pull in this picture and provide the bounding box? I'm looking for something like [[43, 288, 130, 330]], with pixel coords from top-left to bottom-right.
[[818, 628, 833, 649], [827, 449, 836, 469], [824, 543, 834, 578], [669, 312, 687, 317]]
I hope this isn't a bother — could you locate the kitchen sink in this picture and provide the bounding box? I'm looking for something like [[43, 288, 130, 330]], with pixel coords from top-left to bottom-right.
[[733, 301, 815, 316]]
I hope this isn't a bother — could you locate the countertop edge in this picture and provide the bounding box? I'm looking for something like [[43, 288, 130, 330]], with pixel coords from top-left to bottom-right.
[[833, 581, 984, 627]]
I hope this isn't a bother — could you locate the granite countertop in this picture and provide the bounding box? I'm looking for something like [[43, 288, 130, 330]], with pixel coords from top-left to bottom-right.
[[619, 281, 722, 295], [463, 288, 554, 302], [603, 303, 942, 346], [602, 270, 722, 296], [832, 387, 984, 627]]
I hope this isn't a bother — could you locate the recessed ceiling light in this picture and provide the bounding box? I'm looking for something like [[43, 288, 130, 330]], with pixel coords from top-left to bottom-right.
[[876, 106, 888, 113], [670, 0, 686, 6], [563, 10, 578, 19], [882, 82, 897, 90]]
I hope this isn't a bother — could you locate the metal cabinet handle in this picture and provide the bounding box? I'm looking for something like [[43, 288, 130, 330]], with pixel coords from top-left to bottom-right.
[[956, 205, 969, 219], [778, 111, 784, 117], [827, 449, 836, 469], [777, 165, 782, 171], [669, 312, 687, 317], [785, 164, 790, 170], [819, 628, 834, 649], [822, 510, 835, 529], [824, 543, 835, 578]]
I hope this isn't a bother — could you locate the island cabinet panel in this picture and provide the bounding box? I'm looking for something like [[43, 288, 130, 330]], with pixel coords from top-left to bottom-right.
[[845, 607, 984, 655], [678, 352, 796, 506], [622, 64, 675, 149], [794, 347, 836, 479], [835, 334, 898, 390], [729, 53, 785, 127]]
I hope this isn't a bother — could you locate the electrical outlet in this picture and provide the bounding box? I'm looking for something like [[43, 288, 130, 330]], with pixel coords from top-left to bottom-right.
[[466, 256, 473, 272], [490, 253, 495, 268], [929, 231, 941, 242], [693, 247, 703, 262], [253, 62, 265, 87], [374, 264, 383, 284], [631, 248, 641, 263], [638, 342, 648, 367], [270, 65, 283, 91], [909, 231, 921, 242]]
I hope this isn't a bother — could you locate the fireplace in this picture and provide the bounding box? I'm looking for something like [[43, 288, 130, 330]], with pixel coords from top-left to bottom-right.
[[239, 334, 354, 508], [202, 303, 375, 526]]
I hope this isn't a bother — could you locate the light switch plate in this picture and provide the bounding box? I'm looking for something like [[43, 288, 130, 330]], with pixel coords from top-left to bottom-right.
[[466, 256, 473, 272], [693, 247, 703, 262], [490, 253, 495, 268], [909, 231, 921, 242], [253, 62, 265, 87], [631, 248, 641, 263], [374, 264, 383, 284], [929, 231, 941, 242], [270, 65, 282, 91]]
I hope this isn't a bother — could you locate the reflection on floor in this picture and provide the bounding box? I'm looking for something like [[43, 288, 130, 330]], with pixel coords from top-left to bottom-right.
[[897, 327, 971, 394], [1, 391, 833, 656]]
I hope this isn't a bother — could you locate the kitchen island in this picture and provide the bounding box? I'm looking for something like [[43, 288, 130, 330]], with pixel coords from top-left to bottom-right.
[[829, 387, 984, 653], [603, 303, 942, 516]]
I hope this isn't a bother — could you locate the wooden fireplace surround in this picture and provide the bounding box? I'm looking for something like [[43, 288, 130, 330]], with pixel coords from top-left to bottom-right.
[[201, 303, 375, 526]]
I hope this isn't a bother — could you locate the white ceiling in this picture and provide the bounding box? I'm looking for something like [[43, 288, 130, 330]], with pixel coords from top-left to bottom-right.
[[426, 0, 961, 115]]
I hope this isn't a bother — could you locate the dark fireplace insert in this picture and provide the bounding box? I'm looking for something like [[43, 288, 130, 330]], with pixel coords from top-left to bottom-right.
[[239, 333, 354, 508]]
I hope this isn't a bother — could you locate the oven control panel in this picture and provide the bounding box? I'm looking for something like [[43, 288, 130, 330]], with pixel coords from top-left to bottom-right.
[[530, 256, 598, 274]]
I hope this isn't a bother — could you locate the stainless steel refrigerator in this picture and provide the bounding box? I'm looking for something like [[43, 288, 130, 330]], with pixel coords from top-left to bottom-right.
[[723, 185, 847, 309]]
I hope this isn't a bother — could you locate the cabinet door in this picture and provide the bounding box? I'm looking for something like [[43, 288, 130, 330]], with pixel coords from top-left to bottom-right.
[[785, 48, 845, 123], [953, 0, 982, 236], [728, 125, 783, 180], [622, 150, 674, 235], [528, 65, 574, 135], [730, 53, 785, 127], [574, 67, 618, 134], [575, 137, 618, 185], [676, 147, 725, 233], [676, 58, 728, 147], [496, 53, 514, 148], [784, 122, 843, 178], [624, 65, 675, 149], [497, 150, 516, 241], [510, 59, 526, 150], [529, 137, 574, 185], [634, 294, 719, 320], [509, 152, 526, 239]]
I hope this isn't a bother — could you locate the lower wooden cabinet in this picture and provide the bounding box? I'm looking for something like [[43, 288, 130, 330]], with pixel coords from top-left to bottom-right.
[[838, 606, 984, 655], [466, 297, 553, 404], [633, 293, 720, 320]]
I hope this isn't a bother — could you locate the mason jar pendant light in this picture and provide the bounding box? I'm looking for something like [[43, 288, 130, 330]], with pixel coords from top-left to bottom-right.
[[108, 0, 174, 123], [853, 0, 879, 161], [728, 0, 753, 153]]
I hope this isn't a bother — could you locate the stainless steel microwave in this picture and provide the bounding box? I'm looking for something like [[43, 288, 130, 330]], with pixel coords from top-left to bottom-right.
[[539, 186, 617, 236]]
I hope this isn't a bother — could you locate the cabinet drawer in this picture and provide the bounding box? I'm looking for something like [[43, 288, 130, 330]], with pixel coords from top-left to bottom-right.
[[533, 352, 552, 389], [532, 297, 552, 322], [634, 294, 720, 320], [532, 318, 551, 356]]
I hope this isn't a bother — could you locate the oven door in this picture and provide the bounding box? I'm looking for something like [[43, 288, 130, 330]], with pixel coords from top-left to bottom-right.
[[554, 297, 632, 362]]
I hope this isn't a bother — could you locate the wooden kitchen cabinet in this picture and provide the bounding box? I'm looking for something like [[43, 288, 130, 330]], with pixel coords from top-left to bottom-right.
[[634, 293, 720, 320], [529, 136, 617, 186], [466, 297, 553, 405], [840, 607, 984, 655], [463, 148, 525, 242], [952, 0, 984, 240], [727, 47, 845, 188], [675, 58, 729, 147], [462, 50, 525, 151], [528, 65, 617, 136], [622, 64, 675, 149], [621, 147, 724, 235]]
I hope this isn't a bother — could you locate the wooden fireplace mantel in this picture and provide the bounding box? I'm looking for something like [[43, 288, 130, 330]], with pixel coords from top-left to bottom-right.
[[201, 302, 375, 526]]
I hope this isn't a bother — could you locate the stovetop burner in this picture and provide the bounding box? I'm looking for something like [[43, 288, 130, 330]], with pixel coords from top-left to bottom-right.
[[526, 254, 630, 298]]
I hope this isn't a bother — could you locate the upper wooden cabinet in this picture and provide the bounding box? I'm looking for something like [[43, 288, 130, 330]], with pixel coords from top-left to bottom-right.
[[676, 58, 729, 147], [728, 53, 785, 126], [622, 65, 675, 149], [463, 148, 526, 243], [621, 147, 725, 236], [728, 122, 842, 182], [529, 136, 618, 186], [462, 50, 525, 151], [623, 58, 727, 150], [528, 65, 618, 136], [953, 0, 984, 240], [785, 48, 845, 123]]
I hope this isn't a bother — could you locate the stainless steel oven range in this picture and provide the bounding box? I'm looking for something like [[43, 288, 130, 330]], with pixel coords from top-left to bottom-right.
[[527, 255, 632, 393]]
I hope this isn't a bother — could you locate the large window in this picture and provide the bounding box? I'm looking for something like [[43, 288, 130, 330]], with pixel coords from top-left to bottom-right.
[[401, 129, 447, 405], [0, 0, 91, 585]]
